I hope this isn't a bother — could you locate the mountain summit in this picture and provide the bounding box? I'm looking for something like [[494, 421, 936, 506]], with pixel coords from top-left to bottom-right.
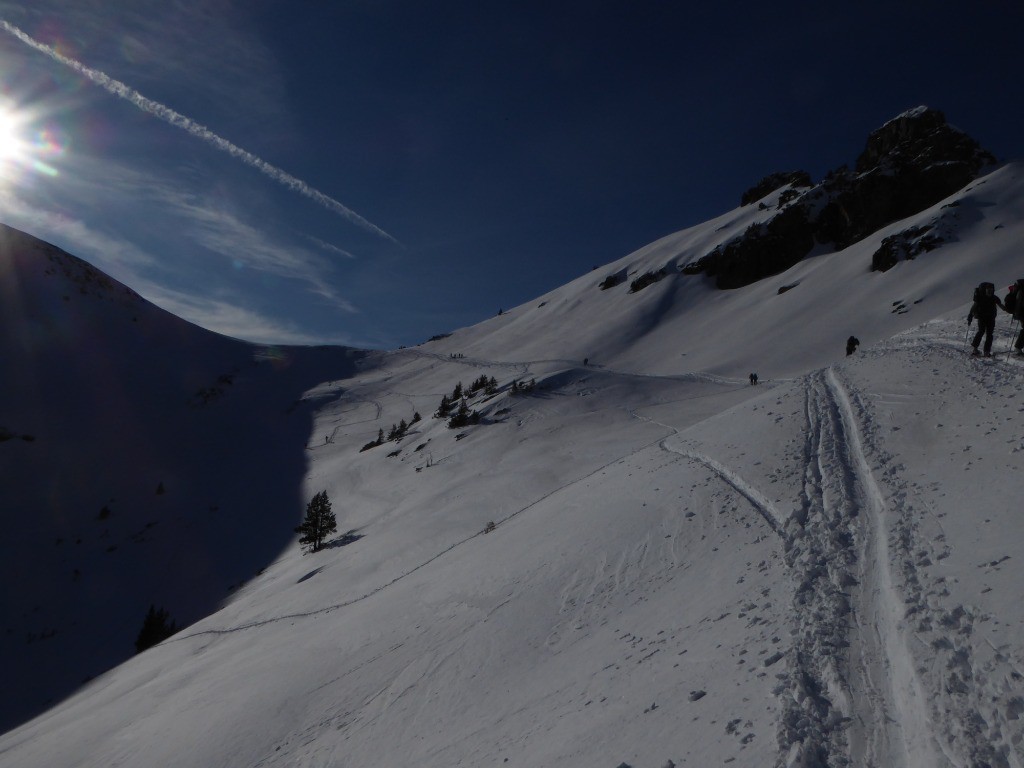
[[688, 106, 997, 288]]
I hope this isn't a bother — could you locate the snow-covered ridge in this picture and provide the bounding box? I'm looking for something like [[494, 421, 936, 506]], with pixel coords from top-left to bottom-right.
[[1, 153, 1023, 765]]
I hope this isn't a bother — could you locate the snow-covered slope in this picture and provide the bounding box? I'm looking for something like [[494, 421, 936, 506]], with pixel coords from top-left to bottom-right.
[[440, 163, 1024, 379], [1, 160, 1023, 767], [0, 223, 368, 730]]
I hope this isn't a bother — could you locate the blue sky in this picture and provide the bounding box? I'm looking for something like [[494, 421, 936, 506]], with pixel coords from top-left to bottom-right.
[[0, 1, 1021, 350]]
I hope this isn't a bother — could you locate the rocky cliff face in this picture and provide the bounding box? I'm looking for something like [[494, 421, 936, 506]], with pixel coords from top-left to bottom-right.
[[684, 107, 997, 288]]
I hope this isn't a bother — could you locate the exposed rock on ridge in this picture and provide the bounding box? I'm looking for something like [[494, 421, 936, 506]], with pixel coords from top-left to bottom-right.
[[685, 107, 996, 288]]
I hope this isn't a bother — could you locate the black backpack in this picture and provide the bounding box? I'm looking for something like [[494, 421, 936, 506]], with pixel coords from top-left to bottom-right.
[[974, 282, 995, 302]]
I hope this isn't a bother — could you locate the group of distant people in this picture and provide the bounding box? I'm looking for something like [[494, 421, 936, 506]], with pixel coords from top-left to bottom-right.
[[968, 279, 1024, 357]]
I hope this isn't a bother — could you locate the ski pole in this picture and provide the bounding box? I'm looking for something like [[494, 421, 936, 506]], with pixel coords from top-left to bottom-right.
[[1005, 318, 1019, 360]]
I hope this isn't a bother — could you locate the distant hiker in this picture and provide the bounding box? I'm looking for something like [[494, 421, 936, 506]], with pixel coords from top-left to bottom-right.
[[846, 336, 860, 356], [749, 373, 758, 385], [1004, 279, 1024, 354], [967, 281, 1004, 357], [583, 357, 589, 366]]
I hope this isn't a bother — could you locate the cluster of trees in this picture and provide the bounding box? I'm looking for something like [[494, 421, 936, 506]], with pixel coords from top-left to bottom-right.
[[447, 399, 481, 428], [434, 379, 490, 428], [361, 412, 421, 451], [387, 413, 421, 440], [435, 377, 497, 418], [361, 373, 511, 454], [434, 380, 464, 418], [468, 374, 498, 396]]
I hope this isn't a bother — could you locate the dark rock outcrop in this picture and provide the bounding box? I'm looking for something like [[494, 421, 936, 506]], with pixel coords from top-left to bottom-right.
[[694, 205, 815, 289], [629, 268, 669, 293], [688, 107, 996, 288], [741, 171, 813, 206], [599, 270, 627, 290], [870, 224, 946, 272]]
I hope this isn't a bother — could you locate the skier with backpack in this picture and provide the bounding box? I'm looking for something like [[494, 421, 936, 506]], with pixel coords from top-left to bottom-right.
[[1004, 279, 1024, 354], [968, 281, 1005, 356]]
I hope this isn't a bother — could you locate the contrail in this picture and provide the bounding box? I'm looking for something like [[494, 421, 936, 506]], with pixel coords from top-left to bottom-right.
[[304, 234, 356, 259], [0, 20, 398, 244]]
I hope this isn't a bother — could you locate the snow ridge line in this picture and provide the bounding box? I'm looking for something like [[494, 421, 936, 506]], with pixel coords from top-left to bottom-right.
[[825, 367, 940, 768]]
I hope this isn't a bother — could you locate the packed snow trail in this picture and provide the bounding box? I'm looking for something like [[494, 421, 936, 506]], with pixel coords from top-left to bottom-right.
[[651, 366, 945, 766], [825, 368, 940, 768]]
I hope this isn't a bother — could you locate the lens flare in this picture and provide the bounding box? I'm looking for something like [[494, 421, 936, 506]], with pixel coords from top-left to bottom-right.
[[0, 100, 66, 183]]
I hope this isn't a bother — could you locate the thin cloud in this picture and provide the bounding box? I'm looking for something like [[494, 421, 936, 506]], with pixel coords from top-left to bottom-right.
[[0, 19, 399, 245], [175, 202, 359, 314], [0, 187, 156, 272], [140, 286, 335, 346], [1, 144, 362, 317], [304, 235, 356, 260]]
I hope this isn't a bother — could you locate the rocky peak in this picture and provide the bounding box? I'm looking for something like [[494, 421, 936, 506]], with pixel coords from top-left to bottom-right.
[[855, 106, 995, 174], [682, 107, 998, 288]]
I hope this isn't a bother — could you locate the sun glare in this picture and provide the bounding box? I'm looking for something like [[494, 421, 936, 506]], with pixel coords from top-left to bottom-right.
[[0, 101, 65, 180], [0, 108, 24, 160]]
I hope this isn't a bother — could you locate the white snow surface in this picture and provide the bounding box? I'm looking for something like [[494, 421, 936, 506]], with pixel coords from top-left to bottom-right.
[[2, 163, 1024, 767]]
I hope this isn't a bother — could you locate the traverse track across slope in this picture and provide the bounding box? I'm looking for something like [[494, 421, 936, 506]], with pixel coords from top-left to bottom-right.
[[651, 363, 944, 766]]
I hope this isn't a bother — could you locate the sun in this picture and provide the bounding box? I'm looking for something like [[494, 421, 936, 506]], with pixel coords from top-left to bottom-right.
[[0, 101, 64, 179], [0, 108, 24, 160]]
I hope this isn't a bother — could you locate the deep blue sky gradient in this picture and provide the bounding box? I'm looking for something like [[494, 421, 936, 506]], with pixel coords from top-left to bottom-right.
[[0, 1, 1020, 348]]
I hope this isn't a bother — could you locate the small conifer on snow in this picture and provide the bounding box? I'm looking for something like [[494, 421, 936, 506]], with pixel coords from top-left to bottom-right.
[[295, 491, 337, 552]]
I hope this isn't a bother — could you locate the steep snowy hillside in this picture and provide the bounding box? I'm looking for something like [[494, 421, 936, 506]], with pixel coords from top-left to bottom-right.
[[435, 161, 1023, 380], [3, 311, 1023, 767], [2, 124, 1023, 765], [0, 224, 367, 731]]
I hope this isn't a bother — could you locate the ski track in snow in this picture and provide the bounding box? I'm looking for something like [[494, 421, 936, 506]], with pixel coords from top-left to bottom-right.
[[826, 367, 939, 768], [644, 362, 947, 766], [857, 323, 1024, 768], [660, 443, 787, 537]]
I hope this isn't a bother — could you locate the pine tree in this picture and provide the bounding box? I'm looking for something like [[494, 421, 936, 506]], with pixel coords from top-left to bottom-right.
[[448, 398, 479, 428], [134, 604, 177, 653], [435, 394, 452, 418], [295, 490, 337, 552]]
